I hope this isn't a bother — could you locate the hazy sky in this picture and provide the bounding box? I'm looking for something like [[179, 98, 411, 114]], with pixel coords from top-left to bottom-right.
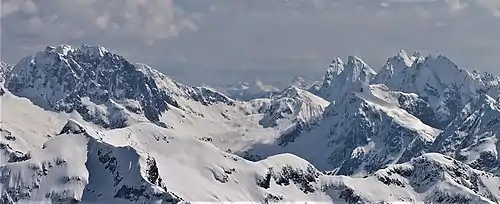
[[1, 0, 500, 86]]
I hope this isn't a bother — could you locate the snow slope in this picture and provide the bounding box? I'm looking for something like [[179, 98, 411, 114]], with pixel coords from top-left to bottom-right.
[[247, 83, 441, 175], [0, 86, 69, 165], [431, 94, 500, 174], [2, 119, 498, 203], [372, 50, 500, 128], [3, 44, 331, 164], [6, 44, 235, 128], [2, 45, 500, 203]]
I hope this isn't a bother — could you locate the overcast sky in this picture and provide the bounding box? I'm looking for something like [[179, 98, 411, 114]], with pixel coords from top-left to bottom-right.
[[1, 0, 500, 86]]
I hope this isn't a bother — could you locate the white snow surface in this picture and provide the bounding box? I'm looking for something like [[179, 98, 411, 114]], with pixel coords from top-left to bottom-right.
[[1, 45, 500, 203], [2, 118, 499, 203]]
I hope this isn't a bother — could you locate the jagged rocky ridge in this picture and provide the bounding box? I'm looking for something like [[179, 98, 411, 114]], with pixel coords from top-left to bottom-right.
[[313, 56, 377, 102], [2, 45, 500, 202], [372, 50, 500, 128], [6, 45, 233, 128], [249, 83, 442, 175], [431, 94, 500, 175], [254, 50, 500, 175]]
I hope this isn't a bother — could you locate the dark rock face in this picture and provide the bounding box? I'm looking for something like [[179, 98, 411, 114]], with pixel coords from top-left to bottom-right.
[[258, 165, 320, 194], [277, 121, 316, 147], [6, 45, 176, 127], [324, 95, 436, 175], [396, 93, 443, 129], [83, 137, 183, 203], [58, 120, 86, 135], [258, 98, 296, 128], [6, 45, 233, 129], [0, 142, 31, 163], [375, 154, 500, 204], [431, 95, 500, 175], [372, 55, 500, 131], [183, 86, 234, 106]]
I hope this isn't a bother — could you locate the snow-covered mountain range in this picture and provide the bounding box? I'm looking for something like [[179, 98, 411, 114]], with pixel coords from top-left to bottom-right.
[[1, 44, 499, 203], [212, 78, 281, 101]]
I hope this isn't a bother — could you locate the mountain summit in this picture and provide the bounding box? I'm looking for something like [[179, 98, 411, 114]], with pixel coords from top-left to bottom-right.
[[314, 55, 377, 102], [6, 44, 233, 128]]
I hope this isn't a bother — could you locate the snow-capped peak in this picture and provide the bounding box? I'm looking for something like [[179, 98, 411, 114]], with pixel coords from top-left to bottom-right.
[[54, 44, 75, 56], [411, 51, 422, 61], [371, 53, 500, 128], [327, 57, 344, 75], [58, 119, 87, 135], [313, 55, 377, 102], [76, 43, 109, 58], [392, 49, 414, 68], [3, 44, 500, 203], [371, 50, 415, 85], [257, 85, 329, 128], [396, 49, 413, 67], [5, 44, 233, 128], [343, 55, 377, 84]]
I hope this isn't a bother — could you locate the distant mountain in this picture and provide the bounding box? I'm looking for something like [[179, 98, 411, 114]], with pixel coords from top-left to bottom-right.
[[213, 78, 280, 101], [290, 76, 319, 90]]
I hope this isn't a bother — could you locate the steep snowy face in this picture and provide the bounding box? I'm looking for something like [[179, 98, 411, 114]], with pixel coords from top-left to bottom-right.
[[372, 54, 500, 128], [369, 84, 442, 129], [259, 86, 329, 127], [431, 95, 500, 174], [5, 44, 233, 128], [318, 87, 440, 175], [310, 57, 343, 97], [315, 56, 377, 102], [322, 57, 345, 88], [0, 120, 183, 204], [249, 84, 441, 175], [367, 153, 500, 204], [372, 49, 414, 85], [257, 86, 330, 146], [3, 119, 498, 203], [0, 85, 69, 166]]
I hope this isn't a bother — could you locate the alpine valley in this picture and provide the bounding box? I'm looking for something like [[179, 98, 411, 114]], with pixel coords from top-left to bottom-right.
[[1, 45, 499, 203]]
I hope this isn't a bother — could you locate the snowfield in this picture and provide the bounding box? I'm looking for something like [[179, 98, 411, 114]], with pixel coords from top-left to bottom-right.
[[1, 44, 500, 203]]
